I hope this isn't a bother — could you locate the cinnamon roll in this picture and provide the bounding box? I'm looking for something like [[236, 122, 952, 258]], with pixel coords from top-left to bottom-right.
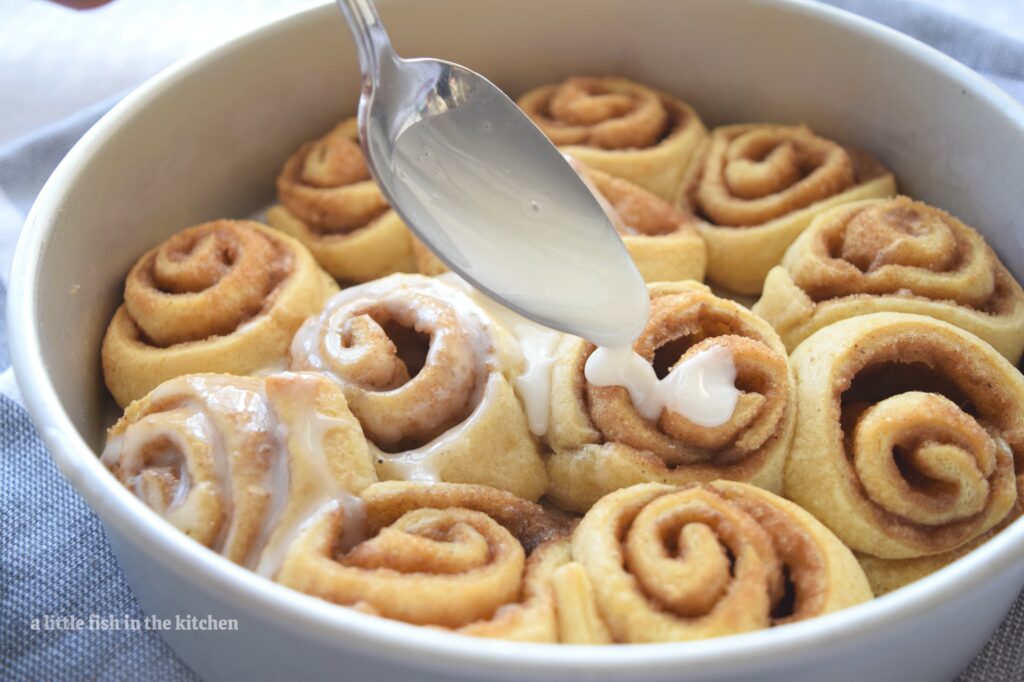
[[290, 274, 548, 500], [554, 482, 872, 643], [101, 220, 338, 407], [754, 197, 1024, 363], [267, 118, 416, 283], [101, 372, 376, 575], [678, 124, 896, 294], [277, 481, 571, 641], [518, 76, 706, 201], [413, 160, 707, 283], [546, 281, 796, 512], [785, 313, 1023, 591]]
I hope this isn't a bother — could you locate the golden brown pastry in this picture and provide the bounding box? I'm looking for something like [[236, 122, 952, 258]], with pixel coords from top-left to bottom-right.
[[101, 372, 376, 574], [754, 197, 1024, 363], [290, 274, 548, 500], [785, 312, 1023, 592], [101, 220, 338, 407], [855, 505, 1019, 596], [546, 281, 796, 512], [412, 160, 707, 283], [517, 76, 706, 201], [277, 481, 570, 641], [552, 482, 872, 643], [678, 123, 896, 294], [267, 118, 416, 282]]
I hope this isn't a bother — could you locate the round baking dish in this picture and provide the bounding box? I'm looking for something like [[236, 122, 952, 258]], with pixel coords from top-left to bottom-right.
[[9, 0, 1024, 679]]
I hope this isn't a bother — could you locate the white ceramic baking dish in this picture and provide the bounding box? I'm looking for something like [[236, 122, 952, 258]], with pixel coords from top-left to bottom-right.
[[9, 0, 1024, 679]]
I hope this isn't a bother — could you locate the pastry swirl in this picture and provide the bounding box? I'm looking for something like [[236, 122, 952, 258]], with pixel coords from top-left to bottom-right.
[[554, 482, 872, 643], [290, 274, 547, 500], [267, 118, 415, 283], [413, 160, 707, 283], [101, 220, 338, 406], [277, 481, 570, 641], [754, 197, 1024, 362], [101, 372, 376, 574], [546, 282, 796, 512], [785, 313, 1023, 589], [678, 124, 896, 294], [517, 76, 706, 201]]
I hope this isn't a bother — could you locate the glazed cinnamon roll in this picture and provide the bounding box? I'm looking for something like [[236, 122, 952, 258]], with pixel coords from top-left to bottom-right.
[[678, 124, 896, 294], [413, 160, 707, 283], [785, 313, 1023, 591], [290, 274, 548, 500], [101, 372, 376, 574], [267, 118, 416, 283], [277, 481, 571, 641], [517, 76, 706, 201], [101, 220, 338, 407], [546, 282, 796, 512], [554, 482, 872, 643], [754, 197, 1024, 362]]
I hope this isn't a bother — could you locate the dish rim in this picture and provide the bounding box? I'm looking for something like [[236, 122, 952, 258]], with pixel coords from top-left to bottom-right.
[[8, 0, 1024, 674]]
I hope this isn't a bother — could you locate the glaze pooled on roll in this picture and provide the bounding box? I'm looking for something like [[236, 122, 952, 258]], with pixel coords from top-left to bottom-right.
[[101, 372, 376, 576], [546, 281, 795, 512], [290, 274, 547, 500]]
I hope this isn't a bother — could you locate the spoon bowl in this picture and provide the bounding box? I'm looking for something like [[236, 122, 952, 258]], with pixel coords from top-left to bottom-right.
[[338, 0, 649, 347]]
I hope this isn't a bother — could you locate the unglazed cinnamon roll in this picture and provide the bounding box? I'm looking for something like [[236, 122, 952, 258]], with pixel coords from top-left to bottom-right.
[[101, 372, 376, 575], [754, 197, 1024, 363], [412, 160, 707, 283], [678, 124, 896, 294], [553, 482, 872, 643], [290, 274, 548, 500], [517, 76, 706, 201], [546, 281, 796, 512], [267, 118, 416, 283], [277, 481, 571, 641], [101, 220, 338, 407], [786, 313, 1023, 592]]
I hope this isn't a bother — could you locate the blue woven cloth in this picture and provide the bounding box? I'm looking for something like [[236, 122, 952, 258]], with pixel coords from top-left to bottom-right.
[[2, 1, 1024, 679]]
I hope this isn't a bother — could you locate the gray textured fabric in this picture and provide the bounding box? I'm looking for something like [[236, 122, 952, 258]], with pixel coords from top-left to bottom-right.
[[1, 2, 1023, 681]]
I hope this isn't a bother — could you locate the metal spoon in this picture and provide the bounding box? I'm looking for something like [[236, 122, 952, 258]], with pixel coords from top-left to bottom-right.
[[336, 0, 649, 347]]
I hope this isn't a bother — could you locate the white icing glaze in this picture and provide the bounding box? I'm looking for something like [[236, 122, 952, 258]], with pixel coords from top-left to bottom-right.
[[374, 371, 502, 482], [439, 273, 563, 436], [585, 344, 739, 427], [102, 373, 368, 579]]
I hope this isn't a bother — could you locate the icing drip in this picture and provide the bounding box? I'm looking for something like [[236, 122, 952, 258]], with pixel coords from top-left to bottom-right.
[[439, 273, 563, 436], [585, 344, 739, 427]]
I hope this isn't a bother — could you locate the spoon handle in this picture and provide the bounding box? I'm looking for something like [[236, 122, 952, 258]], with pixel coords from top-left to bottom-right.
[[336, 0, 396, 88]]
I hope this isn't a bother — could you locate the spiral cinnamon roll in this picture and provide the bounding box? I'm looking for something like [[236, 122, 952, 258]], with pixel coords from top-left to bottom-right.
[[277, 481, 571, 641], [553, 482, 872, 643], [785, 313, 1023, 591], [546, 281, 796, 512], [753, 197, 1024, 362], [267, 118, 416, 283], [678, 124, 896, 294], [412, 160, 707, 283], [101, 220, 338, 407], [290, 274, 547, 500], [101, 372, 377, 574], [517, 77, 706, 201]]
